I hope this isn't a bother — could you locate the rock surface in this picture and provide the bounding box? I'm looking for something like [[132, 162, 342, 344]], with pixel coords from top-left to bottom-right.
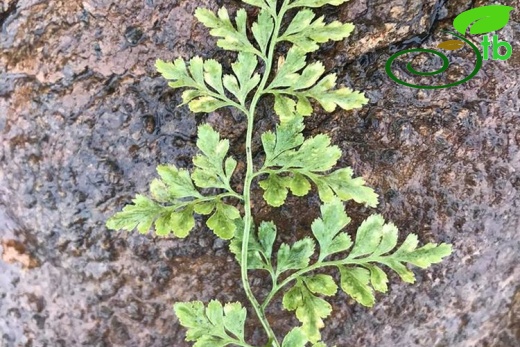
[[1, 0, 519, 346]]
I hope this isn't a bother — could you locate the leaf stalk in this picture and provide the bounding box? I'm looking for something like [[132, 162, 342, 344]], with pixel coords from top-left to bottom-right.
[[240, 2, 290, 346]]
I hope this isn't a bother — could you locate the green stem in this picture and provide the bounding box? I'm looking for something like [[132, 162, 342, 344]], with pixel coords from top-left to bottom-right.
[[253, 167, 300, 178], [204, 88, 248, 114], [165, 192, 243, 211], [262, 256, 380, 310], [240, 3, 289, 347]]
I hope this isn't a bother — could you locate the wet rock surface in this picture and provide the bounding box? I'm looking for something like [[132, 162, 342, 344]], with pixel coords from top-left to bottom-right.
[[0, 0, 519, 346]]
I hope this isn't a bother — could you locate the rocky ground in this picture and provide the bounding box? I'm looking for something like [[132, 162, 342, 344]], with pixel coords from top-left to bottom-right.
[[0, 0, 519, 346]]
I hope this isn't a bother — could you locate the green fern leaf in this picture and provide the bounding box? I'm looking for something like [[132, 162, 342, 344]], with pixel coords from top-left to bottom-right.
[[276, 238, 315, 275], [252, 9, 275, 54], [156, 57, 233, 113], [174, 300, 247, 345], [304, 274, 338, 296], [225, 52, 261, 104], [229, 219, 267, 270], [289, 0, 352, 8], [336, 215, 452, 304], [207, 202, 241, 239], [280, 10, 355, 53], [311, 168, 379, 207], [192, 124, 237, 191], [195, 8, 261, 56], [259, 174, 291, 207], [203, 59, 225, 95], [298, 74, 369, 112], [106, 195, 164, 234], [311, 199, 352, 261], [262, 116, 305, 166], [282, 278, 332, 343], [338, 266, 375, 307], [282, 328, 308, 347], [258, 221, 277, 260], [270, 47, 308, 89], [156, 206, 196, 238]]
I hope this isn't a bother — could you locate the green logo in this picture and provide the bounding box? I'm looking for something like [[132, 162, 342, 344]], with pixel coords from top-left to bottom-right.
[[386, 5, 514, 89]]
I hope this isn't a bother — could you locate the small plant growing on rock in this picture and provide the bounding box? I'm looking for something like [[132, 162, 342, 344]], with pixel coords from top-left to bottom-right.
[[107, 0, 452, 346]]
